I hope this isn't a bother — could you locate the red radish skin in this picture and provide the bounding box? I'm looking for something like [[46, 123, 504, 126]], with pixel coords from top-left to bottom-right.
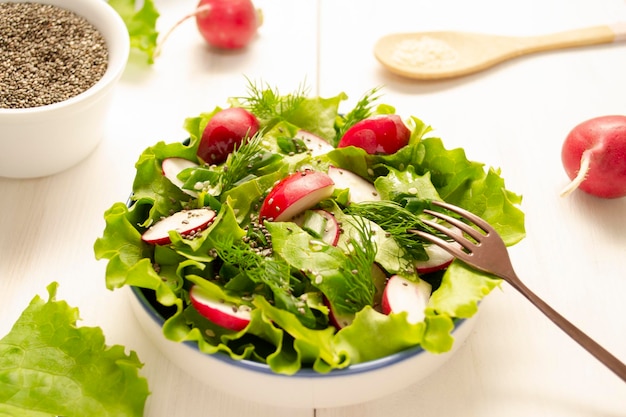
[[561, 115, 626, 199], [154, 0, 261, 57], [197, 108, 260, 164], [338, 114, 411, 154], [162, 157, 199, 197], [381, 275, 432, 324], [189, 285, 252, 331], [141, 208, 216, 245], [195, 0, 260, 50], [259, 170, 335, 222], [327, 166, 380, 203]]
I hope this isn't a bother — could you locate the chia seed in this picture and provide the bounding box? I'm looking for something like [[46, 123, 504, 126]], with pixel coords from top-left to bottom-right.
[[0, 2, 109, 109]]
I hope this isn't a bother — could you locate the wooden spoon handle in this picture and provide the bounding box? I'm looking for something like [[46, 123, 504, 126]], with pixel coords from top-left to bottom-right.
[[521, 23, 626, 54]]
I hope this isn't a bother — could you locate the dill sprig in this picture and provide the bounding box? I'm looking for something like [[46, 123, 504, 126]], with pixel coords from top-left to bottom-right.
[[339, 216, 378, 312], [219, 133, 266, 192], [211, 235, 291, 291], [238, 79, 309, 124], [337, 86, 383, 138], [345, 200, 448, 260]]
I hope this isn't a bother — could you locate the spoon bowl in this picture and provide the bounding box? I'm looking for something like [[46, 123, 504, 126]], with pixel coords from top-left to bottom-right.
[[374, 23, 626, 80]]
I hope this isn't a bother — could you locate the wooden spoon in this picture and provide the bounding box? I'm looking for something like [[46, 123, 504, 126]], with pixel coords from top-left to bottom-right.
[[374, 23, 626, 80]]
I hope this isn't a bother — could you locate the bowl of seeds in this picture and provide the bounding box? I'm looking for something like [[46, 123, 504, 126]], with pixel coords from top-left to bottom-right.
[[0, 0, 130, 178]]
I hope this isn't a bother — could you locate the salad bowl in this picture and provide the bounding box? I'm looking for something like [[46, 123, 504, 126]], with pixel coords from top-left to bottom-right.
[[129, 284, 476, 408], [95, 84, 525, 408]]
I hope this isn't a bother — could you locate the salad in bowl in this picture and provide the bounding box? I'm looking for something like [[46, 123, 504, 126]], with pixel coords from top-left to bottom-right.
[[94, 83, 524, 399]]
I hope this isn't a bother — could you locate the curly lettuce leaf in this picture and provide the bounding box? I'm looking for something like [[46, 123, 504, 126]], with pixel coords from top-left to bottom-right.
[[94, 89, 526, 373], [0, 283, 149, 417], [107, 0, 159, 64]]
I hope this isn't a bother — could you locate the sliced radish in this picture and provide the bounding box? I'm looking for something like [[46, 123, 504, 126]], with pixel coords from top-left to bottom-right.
[[189, 285, 252, 331], [381, 275, 432, 324], [259, 170, 335, 222], [415, 226, 463, 274], [141, 208, 216, 245], [338, 114, 410, 155], [327, 166, 380, 204], [326, 298, 355, 329], [293, 209, 340, 246], [162, 157, 199, 197], [295, 130, 334, 157]]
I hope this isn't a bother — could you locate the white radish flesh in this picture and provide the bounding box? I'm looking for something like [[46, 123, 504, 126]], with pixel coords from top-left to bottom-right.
[[295, 130, 334, 157], [327, 166, 380, 203], [162, 157, 199, 197], [259, 170, 335, 222], [381, 275, 432, 324], [141, 208, 216, 245], [189, 285, 252, 331]]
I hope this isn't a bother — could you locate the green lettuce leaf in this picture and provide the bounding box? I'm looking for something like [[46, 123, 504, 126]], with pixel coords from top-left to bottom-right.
[[94, 88, 526, 374], [0, 283, 149, 417], [107, 0, 159, 64]]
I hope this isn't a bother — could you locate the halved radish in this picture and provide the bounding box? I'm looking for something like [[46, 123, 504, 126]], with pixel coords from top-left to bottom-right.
[[293, 209, 340, 246], [189, 285, 252, 331], [162, 157, 199, 197], [141, 208, 216, 245], [415, 226, 462, 274], [295, 130, 334, 157], [381, 275, 432, 324], [259, 170, 335, 222], [326, 298, 355, 329], [337, 114, 410, 155], [327, 166, 380, 204]]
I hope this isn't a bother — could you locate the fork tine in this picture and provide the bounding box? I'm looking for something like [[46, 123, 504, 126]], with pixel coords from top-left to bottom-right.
[[422, 208, 484, 243], [410, 229, 470, 260], [419, 217, 477, 252], [430, 200, 493, 233]]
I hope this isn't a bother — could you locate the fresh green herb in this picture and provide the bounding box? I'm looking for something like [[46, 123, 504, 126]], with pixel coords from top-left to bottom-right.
[[0, 282, 149, 416], [238, 79, 309, 127], [336, 86, 382, 138], [337, 216, 378, 312], [219, 133, 267, 192], [345, 200, 450, 261], [107, 0, 159, 64]]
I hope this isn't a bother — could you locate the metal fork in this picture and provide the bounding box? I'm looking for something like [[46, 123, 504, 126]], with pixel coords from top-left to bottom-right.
[[410, 200, 626, 382]]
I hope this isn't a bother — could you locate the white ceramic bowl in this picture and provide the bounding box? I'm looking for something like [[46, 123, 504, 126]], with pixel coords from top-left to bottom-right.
[[0, 0, 129, 178], [129, 285, 475, 409]]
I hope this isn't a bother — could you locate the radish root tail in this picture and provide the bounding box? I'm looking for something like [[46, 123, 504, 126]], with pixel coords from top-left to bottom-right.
[[154, 4, 213, 59], [560, 150, 592, 197]]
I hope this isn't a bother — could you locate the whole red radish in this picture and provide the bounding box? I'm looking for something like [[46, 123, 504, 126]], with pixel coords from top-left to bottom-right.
[[196, 0, 260, 50], [197, 107, 260, 164], [338, 114, 411, 154], [561, 115, 626, 199], [154, 0, 261, 58]]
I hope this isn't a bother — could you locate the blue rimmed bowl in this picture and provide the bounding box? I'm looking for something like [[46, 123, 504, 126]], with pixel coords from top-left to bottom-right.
[[128, 285, 475, 408]]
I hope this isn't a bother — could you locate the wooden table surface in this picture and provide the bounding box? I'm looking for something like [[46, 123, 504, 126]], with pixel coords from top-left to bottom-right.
[[1, 0, 625, 415]]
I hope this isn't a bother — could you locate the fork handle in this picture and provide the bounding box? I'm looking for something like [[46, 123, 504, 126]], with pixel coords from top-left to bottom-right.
[[507, 276, 626, 382]]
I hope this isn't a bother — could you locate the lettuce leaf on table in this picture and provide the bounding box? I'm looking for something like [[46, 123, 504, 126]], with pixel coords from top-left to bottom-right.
[[0, 283, 149, 417], [94, 90, 525, 374]]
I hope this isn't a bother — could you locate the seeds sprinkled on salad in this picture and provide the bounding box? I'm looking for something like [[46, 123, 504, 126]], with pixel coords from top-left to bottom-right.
[[94, 82, 525, 375]]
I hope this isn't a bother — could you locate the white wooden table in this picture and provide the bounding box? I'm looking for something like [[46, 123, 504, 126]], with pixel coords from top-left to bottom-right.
[[1, 0, 625, 415]]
